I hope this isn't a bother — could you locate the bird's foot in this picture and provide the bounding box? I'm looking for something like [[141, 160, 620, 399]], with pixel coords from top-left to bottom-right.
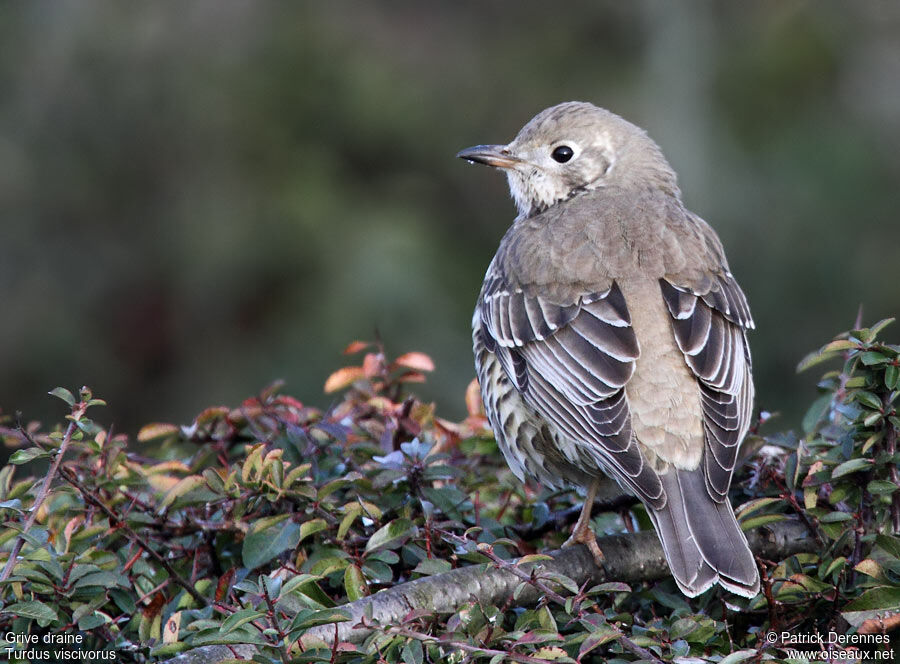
[[563, 524, 605, 568]]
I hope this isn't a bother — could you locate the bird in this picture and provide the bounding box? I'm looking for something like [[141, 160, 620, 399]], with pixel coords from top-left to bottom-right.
[[458, 101, 759, 598]]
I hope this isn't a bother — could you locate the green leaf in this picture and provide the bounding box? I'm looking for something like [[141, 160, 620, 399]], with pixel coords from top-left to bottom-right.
[[831, 457, 873, 479], [719, 650, 758, 664], [413, 558, 452, 576], [885, 364, 900, 390], [159, 475, 207, 510], [874, 534, 900, 559], [735, 497, 782, 519], [344, 564, 368, 602], [300, 518, 328, 542], [48, 386, 76, 406], [854, 390, 883, 410], [867, 480, 898, 495], [820, 511, 854, 523], [402, 639, 424, 664], [364, 518, 414, 553], [242, 514, 301, 569], [860, 351, 890, 366], [220, 609, 265, 633], [578, 625, 619, 657], [9, 447, 53, 465], [740, 513, 787, 531], [842, 586, 900, 612], [802, 394, 832, 434], [1, 600, 58, 626], [289, 608, 351, 632]]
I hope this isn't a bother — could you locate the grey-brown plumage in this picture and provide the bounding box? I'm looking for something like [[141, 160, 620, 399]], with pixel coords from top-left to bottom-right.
[[459, 101, 759, 598]]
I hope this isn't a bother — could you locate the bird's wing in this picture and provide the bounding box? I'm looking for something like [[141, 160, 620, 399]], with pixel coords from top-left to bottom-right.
[[659, 264, 754, 503], [479, 271, 665, 508]]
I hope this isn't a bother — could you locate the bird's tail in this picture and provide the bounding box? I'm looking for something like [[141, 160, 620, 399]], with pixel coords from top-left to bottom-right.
[[648, 468, 759, 598]]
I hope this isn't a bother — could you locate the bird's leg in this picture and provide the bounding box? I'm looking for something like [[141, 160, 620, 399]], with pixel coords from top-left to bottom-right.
[[563, 477, 604, 567]]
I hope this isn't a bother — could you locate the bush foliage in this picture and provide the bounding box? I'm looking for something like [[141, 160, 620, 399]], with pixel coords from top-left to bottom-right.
[[0, 324, 898, 662]]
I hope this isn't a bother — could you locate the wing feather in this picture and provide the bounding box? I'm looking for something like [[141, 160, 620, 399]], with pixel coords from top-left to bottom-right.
[[660, 277, 754, 502], [480, 273, 664, 507]]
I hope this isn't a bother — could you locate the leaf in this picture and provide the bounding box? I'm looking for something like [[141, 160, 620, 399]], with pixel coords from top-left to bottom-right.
[[819, 511, 854, 523], [1, 600, 57, 626], [137, 423, 179, 442], [343, 340, 371, 355], [48, 387, 76, 406], [867, 480, 898, 495], [801, 394, 831, 434], [831, 457, 873, 479], [740, 514, 787, 531], [289, 608, 351, 632], [465, 378, 484, 417], [324, 366, 365, 393], [860, 351, 890, 366], [8, 447, 53, 465], [299, 518, 328, 543], [885, 364, 899, 390], [719, 650, 757, 664], [516, 554, 554, 566], [842, 586, 900, 612], [854, 390, 883, 410], [220, 609, 265, 633], [159, 475, 206, 510], [413, 558, 452, 576], [586, 582, 631, 594], [364, 518, 415, 553], [797, 349, 842, 373], [875, 534, 900, 559], [854, 559, 884, 580], [735, 497, 782, 520], [578, 626, 619, 658], [393, 352, 435, 373], [344, 564, 368, 602], [242, 514, 301, 570]]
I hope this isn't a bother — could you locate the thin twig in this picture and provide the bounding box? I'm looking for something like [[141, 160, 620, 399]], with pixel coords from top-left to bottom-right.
[[0, 417, 78, 583], [379, 624, 553, 664], [58, 466, 209, 607]]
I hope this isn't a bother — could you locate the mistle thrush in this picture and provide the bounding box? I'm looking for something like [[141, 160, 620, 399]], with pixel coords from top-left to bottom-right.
[[459, 101, 759, 598]]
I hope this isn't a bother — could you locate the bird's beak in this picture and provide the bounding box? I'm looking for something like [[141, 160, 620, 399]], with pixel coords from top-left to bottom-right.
[[456, 144, 522, 170]]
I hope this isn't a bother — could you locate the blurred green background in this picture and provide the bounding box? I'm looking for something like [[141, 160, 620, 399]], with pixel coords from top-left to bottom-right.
[[1, 2, 898, 434]]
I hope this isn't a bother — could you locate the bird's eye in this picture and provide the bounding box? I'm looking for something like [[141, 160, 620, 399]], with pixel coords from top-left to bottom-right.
[[551, 145, 574, 163]]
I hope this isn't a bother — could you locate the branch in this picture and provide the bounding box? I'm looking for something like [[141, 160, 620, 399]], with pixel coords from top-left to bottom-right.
[[0, 419, 77, 583], [160, 519, 816, 664], [298, 519, 815, 645]]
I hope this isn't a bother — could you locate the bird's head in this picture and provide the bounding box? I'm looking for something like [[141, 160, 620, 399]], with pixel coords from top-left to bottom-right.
[[458, 101, 679, 218]]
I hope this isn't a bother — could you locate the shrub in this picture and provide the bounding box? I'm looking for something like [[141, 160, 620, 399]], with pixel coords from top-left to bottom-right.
[[0, 327, 897, 663]]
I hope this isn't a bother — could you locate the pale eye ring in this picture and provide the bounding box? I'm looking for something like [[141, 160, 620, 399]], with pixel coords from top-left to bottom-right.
[[551, 145, 574, 163]]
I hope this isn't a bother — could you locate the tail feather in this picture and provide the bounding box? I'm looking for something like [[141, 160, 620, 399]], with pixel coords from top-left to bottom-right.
[[649, 469, 759, 598]]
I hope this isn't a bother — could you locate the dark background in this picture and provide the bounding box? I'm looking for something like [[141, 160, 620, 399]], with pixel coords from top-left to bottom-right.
[[1, 2, 898, 435]]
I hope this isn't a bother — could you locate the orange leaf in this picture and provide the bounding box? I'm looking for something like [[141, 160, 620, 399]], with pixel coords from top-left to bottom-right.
[[324, 366, 365, 393], [343, 340, 371, 355], [396, 371, 426, 384], [465, 378, 484, 417], [393, 352, 435, 372]]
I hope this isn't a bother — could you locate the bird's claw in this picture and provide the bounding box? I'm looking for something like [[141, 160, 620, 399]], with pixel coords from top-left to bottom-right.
[[563, 526, 605, 568]]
